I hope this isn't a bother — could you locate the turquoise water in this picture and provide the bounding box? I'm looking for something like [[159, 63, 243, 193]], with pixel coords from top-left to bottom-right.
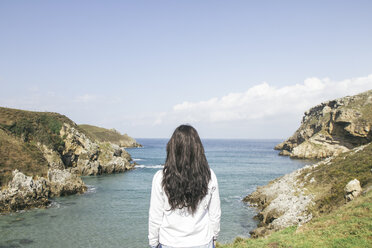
[[0, 139, 310, 248]]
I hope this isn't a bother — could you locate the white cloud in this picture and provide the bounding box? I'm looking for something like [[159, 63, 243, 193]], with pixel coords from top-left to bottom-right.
[[1, 74, 371, 138], [156, 74, 372, 125]]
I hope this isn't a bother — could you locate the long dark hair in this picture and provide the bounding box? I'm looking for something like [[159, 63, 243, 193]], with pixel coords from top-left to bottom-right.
[[162, 125, 211, 214]]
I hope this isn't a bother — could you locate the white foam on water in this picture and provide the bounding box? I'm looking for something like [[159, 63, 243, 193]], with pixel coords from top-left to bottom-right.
[[133, 158, 144, 161], [48, 201, 61, 209], [86, 185, 97, 194]]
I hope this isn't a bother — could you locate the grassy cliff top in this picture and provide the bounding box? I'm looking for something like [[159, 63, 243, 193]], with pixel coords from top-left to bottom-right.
[[0, 107, 75, 127], [305, 89, 372, 124], [79, 124, 140, 147], [0, 107, 93, 147], [0, 107, 71, 151]]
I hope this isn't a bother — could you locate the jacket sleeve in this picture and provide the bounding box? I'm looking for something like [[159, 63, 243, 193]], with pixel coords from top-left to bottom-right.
[[209, 170, 221, 240], [148, 171, 165, 247]]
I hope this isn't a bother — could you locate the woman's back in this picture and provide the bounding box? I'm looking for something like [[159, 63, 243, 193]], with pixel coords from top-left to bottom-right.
[[148, 125, 221, 248], [149, 169, 220, 247]]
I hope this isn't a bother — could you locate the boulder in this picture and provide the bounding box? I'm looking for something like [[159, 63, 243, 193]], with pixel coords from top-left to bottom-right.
[[344, 179, 362, 201], [48, 169, 86, 197]]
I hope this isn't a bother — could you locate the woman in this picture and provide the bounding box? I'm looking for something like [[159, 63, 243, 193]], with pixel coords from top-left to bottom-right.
[[148, 125, 221, 248]]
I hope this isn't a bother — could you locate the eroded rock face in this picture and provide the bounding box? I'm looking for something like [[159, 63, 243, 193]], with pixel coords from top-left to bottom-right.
[[98, 143, 132, 174], [244, 165, 315, 238], [60, 123, 134, 176], [0, 170, 49, 212], [276, 90, 372, 159], [39, 144, 65, 170], [60, 123, 100, 170]]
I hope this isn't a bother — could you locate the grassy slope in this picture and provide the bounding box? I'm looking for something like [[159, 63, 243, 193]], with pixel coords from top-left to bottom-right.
[[218, 189, 372, 248], [79, 124, 137, 146], [0, 107, 90, 187], [0, 129, 48, 188], [300, 142, 372, 215], [220, 141, 372, 247]]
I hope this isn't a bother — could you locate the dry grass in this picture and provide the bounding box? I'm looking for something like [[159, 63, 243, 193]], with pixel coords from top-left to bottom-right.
[[0, 129, 48, 187]]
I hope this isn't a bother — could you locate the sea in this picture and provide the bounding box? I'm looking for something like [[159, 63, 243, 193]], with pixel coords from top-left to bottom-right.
[[0, 139, 311, 248]]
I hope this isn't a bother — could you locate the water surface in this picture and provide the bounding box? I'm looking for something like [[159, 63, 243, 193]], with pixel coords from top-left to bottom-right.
[[0, 139, 310, 247]]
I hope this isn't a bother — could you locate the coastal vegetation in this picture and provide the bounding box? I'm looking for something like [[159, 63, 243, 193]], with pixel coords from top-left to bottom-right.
[[0, 128, 48, 188], [300, 142, 372, 215], [0, 107, 81, 147]]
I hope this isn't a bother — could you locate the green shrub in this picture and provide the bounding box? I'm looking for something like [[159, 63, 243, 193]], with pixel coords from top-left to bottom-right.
[[1, 114, 64, 153]]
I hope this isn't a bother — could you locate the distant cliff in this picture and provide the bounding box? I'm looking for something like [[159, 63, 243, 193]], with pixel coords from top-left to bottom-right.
[[0, 107, 138, 212], [275, 89, 372, 159], [79, 124, 141, 148]]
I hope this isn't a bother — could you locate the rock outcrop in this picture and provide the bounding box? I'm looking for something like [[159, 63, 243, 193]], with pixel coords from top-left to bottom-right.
[[59, 123, 133, 176], [0, 170, 50, 212], [244, 165, 315, 237], [275, 89, 372, 159], [0, 169, 86, 212]]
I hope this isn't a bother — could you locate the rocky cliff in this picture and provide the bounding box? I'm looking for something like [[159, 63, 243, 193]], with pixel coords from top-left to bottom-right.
[[0, 107, 138, 212], [275, 89, 372, 159]]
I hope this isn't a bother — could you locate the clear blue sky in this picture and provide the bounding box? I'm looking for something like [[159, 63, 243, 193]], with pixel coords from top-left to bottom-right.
[[1, 1, 372, 138]]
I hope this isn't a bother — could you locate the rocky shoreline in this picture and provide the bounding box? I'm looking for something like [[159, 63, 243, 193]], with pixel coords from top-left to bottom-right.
[[0, 169, 86, 213], [244, 162, 315, 237], [0, 108, 140, 213], [244, 143, 371, 238]]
